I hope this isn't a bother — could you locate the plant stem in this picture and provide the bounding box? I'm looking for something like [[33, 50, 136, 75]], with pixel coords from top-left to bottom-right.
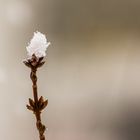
[[30, 68, 46, 140], [24, 56, 47, 140]]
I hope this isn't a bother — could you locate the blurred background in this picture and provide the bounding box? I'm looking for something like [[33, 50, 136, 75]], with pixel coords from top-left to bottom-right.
[[0, 0, 140, 140]]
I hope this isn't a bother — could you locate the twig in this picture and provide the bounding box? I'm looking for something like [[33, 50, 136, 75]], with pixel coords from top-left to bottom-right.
[[23, 55, 48, 140]]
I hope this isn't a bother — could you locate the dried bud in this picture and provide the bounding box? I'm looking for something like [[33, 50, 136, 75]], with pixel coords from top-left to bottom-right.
[[29, 98, 35, 107], [41, 99, 48, 110], [26, 105, 34, 111]]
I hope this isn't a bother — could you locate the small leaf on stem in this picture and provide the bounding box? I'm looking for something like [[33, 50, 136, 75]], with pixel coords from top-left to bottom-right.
[[26, 105, 34, 111], [29, 98, 35, 107], [41, 99, 48, 110], [23, 61, 31, 68], [37, 61, 45, 68], [38, 96, 44, 104]]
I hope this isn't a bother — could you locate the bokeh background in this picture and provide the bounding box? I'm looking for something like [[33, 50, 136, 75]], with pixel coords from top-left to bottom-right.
[[0, 0, 140, 140]]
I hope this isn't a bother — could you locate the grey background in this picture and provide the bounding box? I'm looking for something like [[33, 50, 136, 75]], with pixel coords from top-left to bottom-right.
[[0, 0, 140, 140]]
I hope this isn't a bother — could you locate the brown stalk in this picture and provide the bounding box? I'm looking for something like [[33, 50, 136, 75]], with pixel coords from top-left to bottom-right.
[[23, 55, 48, 140]]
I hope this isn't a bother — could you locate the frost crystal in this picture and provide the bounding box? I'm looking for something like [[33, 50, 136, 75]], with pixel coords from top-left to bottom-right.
[[26, 31, 50, 58]]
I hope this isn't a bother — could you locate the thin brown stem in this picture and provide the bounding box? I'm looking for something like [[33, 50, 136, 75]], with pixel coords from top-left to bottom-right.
[[24, 56, 48, 140], [30, 68, 46, 140]]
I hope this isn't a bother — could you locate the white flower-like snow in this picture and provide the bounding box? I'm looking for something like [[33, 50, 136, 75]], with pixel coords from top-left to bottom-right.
[[26, 31, 50, 58]]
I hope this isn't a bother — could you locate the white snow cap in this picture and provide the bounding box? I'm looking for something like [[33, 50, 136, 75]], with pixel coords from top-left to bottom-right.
[[26, 31, 50, 58]]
